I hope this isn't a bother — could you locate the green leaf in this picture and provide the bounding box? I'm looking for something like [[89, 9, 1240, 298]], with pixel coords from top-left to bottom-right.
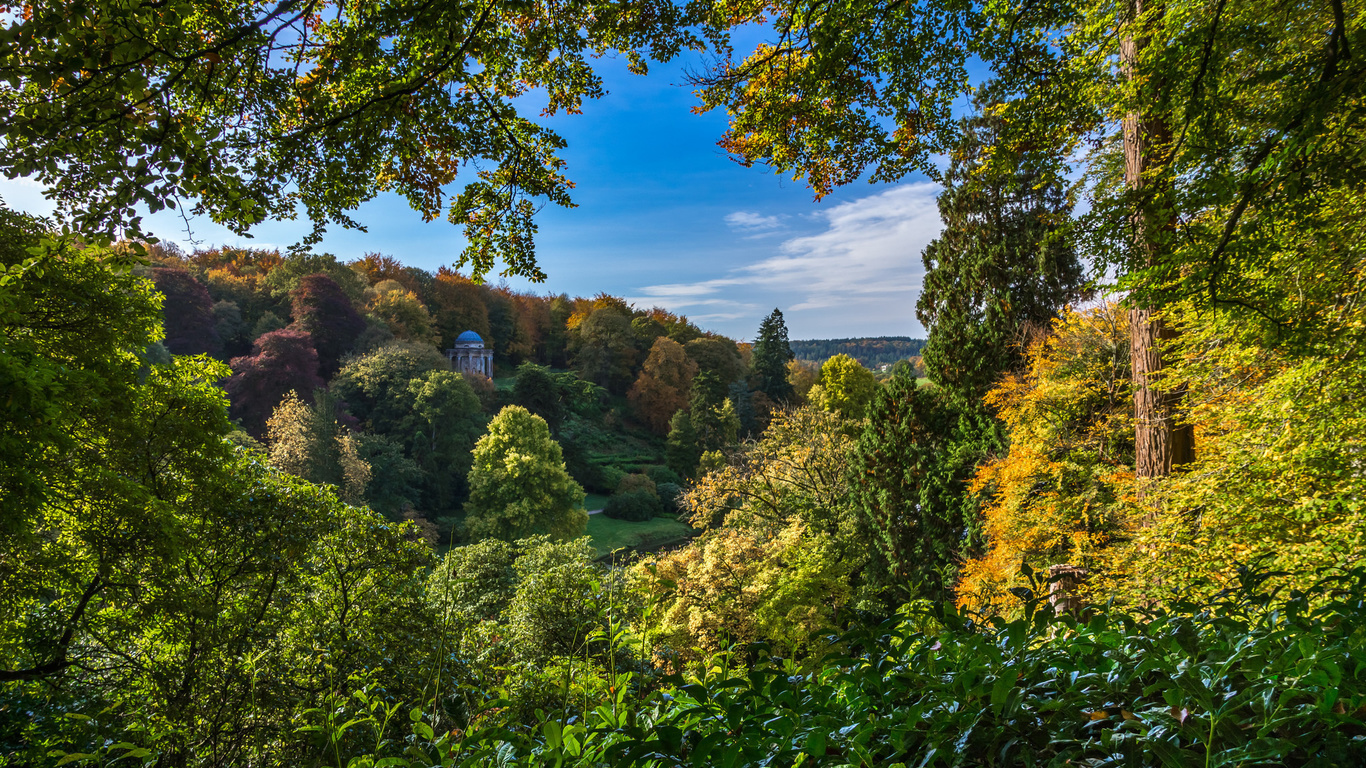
[[542, 720, 562, 750], [990, 673, 1015, 710], [805, 729, 827, 757]]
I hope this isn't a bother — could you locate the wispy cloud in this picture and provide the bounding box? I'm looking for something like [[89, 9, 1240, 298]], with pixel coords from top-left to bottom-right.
[[633, 183, 943, 334], [724, 210, 785, 235]]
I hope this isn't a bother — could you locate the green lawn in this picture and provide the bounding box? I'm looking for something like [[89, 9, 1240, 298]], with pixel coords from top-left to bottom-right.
[[585, 514, 695, 559], [580, 492, 610, 513]]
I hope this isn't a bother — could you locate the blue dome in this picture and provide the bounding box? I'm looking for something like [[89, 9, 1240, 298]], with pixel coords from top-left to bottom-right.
[[455, 330, 484, 343]]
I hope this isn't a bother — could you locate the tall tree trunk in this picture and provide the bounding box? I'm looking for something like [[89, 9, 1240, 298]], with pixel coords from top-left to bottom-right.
[[1122, 0, 1193, 481]]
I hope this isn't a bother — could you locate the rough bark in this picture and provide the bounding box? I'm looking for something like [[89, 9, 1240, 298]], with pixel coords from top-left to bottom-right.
[[1122, 0, 1193, 481]]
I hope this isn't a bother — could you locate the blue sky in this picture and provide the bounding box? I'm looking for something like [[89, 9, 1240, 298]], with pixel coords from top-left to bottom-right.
[[0, 51, 947, 341]]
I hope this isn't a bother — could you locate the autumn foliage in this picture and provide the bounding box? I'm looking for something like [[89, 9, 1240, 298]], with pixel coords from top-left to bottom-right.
[[150, 266, 221, 357], [224, 328, 323, 436], [290, 273, 365, 377], [956, 304, 1133, 613], [628, 336, 698, 433]]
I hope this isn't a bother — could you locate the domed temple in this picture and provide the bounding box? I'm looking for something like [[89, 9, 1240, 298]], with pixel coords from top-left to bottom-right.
[[446, 330, 493, 377]]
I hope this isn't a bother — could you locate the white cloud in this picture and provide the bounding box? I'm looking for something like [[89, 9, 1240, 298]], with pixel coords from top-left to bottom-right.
[[634, 182, 943, 336], [724, 210, 784, 234]]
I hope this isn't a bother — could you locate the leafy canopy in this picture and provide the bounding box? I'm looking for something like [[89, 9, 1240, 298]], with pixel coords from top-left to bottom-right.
[[0, 0, 718, 274], [464, 406, 587, 542]]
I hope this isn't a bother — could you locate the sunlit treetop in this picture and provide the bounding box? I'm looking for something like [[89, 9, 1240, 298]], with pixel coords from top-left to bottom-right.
[[0, 0, 723, 279], [692, 0, 1364, 297]]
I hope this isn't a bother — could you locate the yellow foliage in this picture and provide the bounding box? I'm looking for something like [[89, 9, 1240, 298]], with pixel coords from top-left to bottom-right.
[[635, 521, 850, 665], [957, 303, 1134, 614], [959, 186, 1366, 610], [637, 406, 860, 663]]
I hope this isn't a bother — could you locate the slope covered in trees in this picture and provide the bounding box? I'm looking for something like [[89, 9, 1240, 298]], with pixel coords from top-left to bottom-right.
[[789, 336, 926, 368]]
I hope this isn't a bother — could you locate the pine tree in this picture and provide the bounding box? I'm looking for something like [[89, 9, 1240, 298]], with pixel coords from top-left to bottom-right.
[[850, 368, 1002, 603], [916, 102, 1084, 407], [750, 308, 795, 404]]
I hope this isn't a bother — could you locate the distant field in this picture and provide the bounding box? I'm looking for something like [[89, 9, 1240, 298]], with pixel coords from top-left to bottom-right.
[[586, 515, 695, 559], [581, 492, 610, 512], [790, 336, 927, 368]]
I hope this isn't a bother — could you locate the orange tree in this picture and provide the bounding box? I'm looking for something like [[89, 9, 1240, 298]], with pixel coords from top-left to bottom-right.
[[956, 304, 1134, 613], [629, 336, 698, 433]]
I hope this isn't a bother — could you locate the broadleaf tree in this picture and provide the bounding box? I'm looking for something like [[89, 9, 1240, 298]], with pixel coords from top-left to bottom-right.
[[0, 0, 719, 275], [692, 0, 1366, 481], [464, 406, 587, 542]]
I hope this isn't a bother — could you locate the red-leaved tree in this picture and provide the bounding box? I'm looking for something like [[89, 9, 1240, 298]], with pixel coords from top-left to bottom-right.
[[225, 328, 323, 436], [290, 273, 365, 377], [151, 266, 221, 357]]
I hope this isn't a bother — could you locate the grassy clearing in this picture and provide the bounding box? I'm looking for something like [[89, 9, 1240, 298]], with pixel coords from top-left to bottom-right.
[[586, 515, 695, 558], [581, 492, 610, 512]]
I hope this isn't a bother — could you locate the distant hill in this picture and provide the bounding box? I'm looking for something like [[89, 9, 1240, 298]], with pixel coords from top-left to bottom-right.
[[789, 337, 927, 368]]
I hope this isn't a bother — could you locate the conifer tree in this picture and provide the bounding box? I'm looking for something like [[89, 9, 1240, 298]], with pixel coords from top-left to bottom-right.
[[750, 308, 795, 404], [666, 410, 702, 479], [850, 367, 1000, 602], [513, 362, 566, 430], [665, 370, 741, 479], [917, 103, 1083, 407]]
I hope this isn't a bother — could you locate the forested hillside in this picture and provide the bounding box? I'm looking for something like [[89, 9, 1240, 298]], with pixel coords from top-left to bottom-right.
[[788, 337, 926, 368], [3, 0, 1365, 765]]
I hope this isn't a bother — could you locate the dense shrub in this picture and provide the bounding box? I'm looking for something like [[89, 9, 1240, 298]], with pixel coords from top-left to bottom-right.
[[598, 464, 627, 494], [645, 465, 683, 487], [604, 489, 660, 521], [656, 482, 683, 515], [311, 567, 1366, 768], [615, 472, 656, 496]]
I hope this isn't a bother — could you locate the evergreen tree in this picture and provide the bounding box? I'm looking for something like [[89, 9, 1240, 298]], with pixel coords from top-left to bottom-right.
[[916, 100, 1084, 406], [666, 371, 741, 478], [513, 362, 565, 429], [751, 308, 795, 404], [665, 409, 702, 479], [850, 367, 1003, 603]]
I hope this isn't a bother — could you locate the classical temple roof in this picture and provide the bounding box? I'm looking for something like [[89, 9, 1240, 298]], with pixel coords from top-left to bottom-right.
[[454, 330, 484, 344]]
